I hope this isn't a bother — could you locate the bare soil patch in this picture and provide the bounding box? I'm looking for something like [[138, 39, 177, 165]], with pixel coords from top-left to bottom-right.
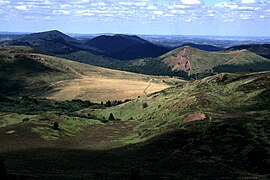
[[184, 112, 206, 122]]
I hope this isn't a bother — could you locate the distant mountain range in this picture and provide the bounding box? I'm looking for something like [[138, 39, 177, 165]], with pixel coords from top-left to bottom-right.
[[179, 43, 224, 52], [1, 30, 270, 79], [1, 30, 170, 60], [61, 45, 270, 79]]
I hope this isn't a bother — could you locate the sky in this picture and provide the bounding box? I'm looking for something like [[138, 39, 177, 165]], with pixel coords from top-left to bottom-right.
[[0, 0, 269, 36]]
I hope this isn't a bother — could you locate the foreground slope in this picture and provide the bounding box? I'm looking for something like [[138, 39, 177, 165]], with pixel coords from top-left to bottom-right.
[[0, 46, 181, 102], [0, 71, 269, 179]]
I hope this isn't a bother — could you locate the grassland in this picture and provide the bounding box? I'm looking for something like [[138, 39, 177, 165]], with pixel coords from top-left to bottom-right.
[[0, 71, 268, 179], [0, 46, 183, 102]]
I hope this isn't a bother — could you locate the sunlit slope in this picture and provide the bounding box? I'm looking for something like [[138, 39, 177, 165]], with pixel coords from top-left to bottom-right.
[[161, 46, 270, 77], [96, 71, 270, 140], [0, 46, 183, 102]]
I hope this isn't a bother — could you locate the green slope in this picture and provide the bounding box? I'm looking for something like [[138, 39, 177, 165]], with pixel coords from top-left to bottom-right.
[[227, 44, 270, 59], [58, 46, 270, 80], [161, 46, 270, 78], [96, 71, 270, 140], [91, 71, 270, 176]]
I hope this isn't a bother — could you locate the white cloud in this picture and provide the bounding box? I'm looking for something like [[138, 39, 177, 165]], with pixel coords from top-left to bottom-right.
[[168, 4, 190, 9], [44, 0, 51, 5], [118, 2, 147, 7], [153, 10, 164, 15], [53, 10, 70, 15], [76, 9, 94, 16], [15, 5, 28, 10], [181, 0, 200, 5], [146, 5, 157, 10], [240, 13, 251, 19], [91, 2, 106, 6], [71, 0, 89, 4], [171, 9, 186, 14], [0, 0, 10, 4], [214, 2, 238, 9], [238, 6, 258, 10], [60, 4, 71, 9], [241, 0, 256, 4]]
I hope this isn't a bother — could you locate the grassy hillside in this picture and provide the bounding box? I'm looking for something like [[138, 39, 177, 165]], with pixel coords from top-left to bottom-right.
[[60, 51, 192, 79], [0, 46, 182, 102], [60, 46, 270, 80], [0, 71, 269, 179], [161, 46, 270, 78], [95, 71, 270, 139], [227, 44, 270, 59]]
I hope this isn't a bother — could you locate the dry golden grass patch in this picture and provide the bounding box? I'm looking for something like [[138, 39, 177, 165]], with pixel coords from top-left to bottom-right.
[[44, 76, 174, 102]]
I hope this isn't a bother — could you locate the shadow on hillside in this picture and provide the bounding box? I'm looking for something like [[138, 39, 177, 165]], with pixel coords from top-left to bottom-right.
[[1, 117, 269, 179], [0, 78, 54, 97]]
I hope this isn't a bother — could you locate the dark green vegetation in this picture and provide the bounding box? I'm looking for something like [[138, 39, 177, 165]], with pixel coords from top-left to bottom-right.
[[227, 44, 270, 59], [1, 72, 269, 179], [0, 95, 101, 116]]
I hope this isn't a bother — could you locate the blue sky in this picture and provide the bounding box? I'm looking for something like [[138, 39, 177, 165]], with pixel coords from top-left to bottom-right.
[[0, 0, 269, 36]]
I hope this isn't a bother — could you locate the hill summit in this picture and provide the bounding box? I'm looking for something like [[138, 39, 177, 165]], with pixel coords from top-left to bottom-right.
[[85, 34, 170, 60], [161, 46, 270, 78], [1, 30, 81, 54]]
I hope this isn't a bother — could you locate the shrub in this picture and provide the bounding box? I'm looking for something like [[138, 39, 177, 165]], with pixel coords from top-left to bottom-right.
[[22, 118, 30, 122], [106, 101, 112, 107], [52, 122, 59, 130], [142, 102, 148, 109], [108, 113, 115, 120]]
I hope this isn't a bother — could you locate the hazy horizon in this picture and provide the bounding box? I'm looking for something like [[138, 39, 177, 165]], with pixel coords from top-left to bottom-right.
[[0, 0, 270, 37]]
